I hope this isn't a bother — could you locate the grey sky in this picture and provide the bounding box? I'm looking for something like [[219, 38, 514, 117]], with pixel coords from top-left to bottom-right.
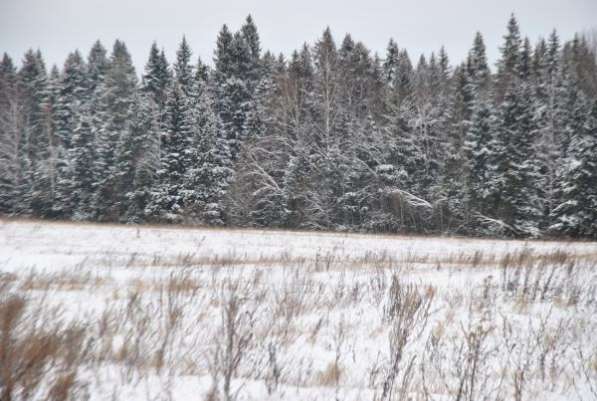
[[1, 0, 596, 73]]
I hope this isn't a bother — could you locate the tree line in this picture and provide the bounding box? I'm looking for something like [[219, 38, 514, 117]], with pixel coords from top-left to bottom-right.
[[1, 15, 596, 238]]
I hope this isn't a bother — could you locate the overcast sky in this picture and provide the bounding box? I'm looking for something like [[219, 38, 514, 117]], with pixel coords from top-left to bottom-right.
[[1, 0, 596, 73]]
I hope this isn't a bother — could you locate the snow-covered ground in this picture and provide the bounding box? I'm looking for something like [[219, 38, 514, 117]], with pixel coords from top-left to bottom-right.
[[1, 219, 596, 401]]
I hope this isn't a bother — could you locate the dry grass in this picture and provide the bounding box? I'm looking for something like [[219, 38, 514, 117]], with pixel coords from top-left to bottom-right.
[[19, 271, 110, 292], [317, 362, 342, 386], [0, 287, 89, 401]]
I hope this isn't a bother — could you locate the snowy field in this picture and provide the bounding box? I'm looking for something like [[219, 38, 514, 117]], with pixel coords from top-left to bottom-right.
[[1, 218, 596, 401]]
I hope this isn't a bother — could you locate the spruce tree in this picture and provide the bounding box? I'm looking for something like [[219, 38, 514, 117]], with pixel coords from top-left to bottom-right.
[[69, 104, 96, 220], [114, 92, 160, 222], [551, 100, 597, 238], [490, 82, 542, 235], [214, 27, 254, 159], [53, 51, 88, 217], [467, 32, 491, 93], [92, 40, 138, 220], [464, 98, 496, 223], [383, 39, 400, 86], [0, 54, 20, 213], [182, 90, 233, 225], [282, 149, 312, 228], [495, 14, 522, 101], [534, 30, 566, 225], [312, 27, 339, 147], [142, 42, 171, 114], [18, 49, 51, 215], [173, 36, 195, 95], [87, 40, 108, 94], [149, 82, 195, 220]]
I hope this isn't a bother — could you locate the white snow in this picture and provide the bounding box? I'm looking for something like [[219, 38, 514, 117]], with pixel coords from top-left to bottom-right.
[[0, 218, 596, 401]]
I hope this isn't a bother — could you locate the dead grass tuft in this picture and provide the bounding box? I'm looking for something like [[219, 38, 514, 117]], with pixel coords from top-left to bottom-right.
[[317, 362, 342, 386]]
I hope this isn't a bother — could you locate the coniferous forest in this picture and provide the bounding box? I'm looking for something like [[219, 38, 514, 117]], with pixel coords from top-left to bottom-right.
[[1, 15, 597, 238]]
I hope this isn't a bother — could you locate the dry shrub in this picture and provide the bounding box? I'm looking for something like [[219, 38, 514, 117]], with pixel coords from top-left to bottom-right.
[[0, 289, 88, 401]]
